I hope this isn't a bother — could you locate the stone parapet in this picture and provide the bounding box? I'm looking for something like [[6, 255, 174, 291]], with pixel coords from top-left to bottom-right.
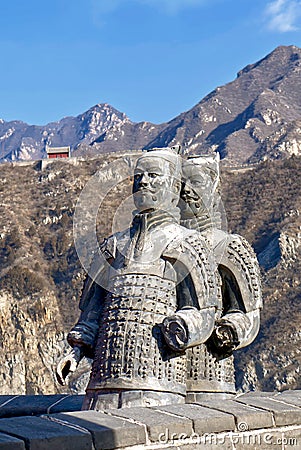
[[0, 391, 300, 449]]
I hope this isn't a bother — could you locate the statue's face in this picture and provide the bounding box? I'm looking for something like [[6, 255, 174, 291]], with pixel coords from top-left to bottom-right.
[[180, 162, 212, 218], [133, 156, 177, 212]]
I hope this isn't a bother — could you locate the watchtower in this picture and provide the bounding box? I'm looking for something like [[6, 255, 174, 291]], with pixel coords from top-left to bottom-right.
[[46, 145, 70, 159]]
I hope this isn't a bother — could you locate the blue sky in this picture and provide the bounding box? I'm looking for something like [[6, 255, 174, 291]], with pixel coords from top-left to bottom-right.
[[0, 0, 301, 125]]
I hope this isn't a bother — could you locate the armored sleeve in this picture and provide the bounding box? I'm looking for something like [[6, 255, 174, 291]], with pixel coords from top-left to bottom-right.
[[211, 233, 262, 354], [67, 236, 116, 357], [162, 230, 220, 351]]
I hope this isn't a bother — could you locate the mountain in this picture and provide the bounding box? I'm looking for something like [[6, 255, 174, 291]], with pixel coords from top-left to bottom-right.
[[1, 45, 301, 164], [144, 45, 301, 164], [0, 104, 133, 161]]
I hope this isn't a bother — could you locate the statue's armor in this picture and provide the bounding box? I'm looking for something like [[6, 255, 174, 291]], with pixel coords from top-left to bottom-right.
[[85, 225, 219, 396], [88, 273, 187, 395], [185, 231, 262, 395], [74, 217, 219, 408], [68, 198, 221, 410], [187, 345, 235, 393]]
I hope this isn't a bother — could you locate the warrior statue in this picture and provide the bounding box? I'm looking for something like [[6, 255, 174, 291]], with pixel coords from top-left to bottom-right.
[[57, 146, 221, 409], [180, 154, 262, 400]]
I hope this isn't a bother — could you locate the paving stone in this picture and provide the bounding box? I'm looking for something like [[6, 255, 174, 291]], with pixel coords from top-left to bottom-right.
[[229, 428, 301, 450], [108, 406, 193, 442], [0, 432, 25, 449], [237, 391, 279, 398], [186, 393, 236, 403], [0, 395, 84, 418], [0, 397, 18, 408], [276, 392, 301, 408], [156, 403, 235, 435], [148, 427, 301, 450], [47, 395, 85, 413], [235, 395, 301, 427], [194, 399, 274, 430], [0, 395, 68, 418], [279, 428, 301, 448], [53, 410, 146, 449], [277, 390, 301, 398], [0, 416, 92, 450]]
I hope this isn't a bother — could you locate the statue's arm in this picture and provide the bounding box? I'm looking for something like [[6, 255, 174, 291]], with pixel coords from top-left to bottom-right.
[[211, 309, 260, 353], [56, 283, 105, 385], [208, 239, 262, 357], [66, 235, 116, 354], [56, 346, 84, 386], [161, 234, 219, 352], [67, 283, 105, 357], [162, 305, 216, 352], [56, 236, 115, 385]]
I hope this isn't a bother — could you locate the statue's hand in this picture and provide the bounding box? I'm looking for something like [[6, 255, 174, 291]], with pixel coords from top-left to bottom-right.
[[162, 315, 189, 351], [215, 324, 234, 346], [209, 322, 239, 357], [56, 346, 83, 386]]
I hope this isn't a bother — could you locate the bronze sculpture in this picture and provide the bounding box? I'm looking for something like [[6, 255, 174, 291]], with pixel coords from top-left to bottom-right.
[[56, 147, 262, 407], [180, 155, 262, 399], [57, 147, 220, 408]]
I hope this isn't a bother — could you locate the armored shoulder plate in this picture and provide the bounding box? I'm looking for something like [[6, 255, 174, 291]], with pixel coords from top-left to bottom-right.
[[79, 236, 117, 311], [217, 233, 262, 313], [163, 230, 222, 312]]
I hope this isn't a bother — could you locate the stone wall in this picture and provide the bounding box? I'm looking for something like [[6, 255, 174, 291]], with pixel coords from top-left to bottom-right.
[[0, 391, 301, 449]]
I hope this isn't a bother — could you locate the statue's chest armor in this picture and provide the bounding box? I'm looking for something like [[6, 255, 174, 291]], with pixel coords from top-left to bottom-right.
[[89, 273, 186, 395]]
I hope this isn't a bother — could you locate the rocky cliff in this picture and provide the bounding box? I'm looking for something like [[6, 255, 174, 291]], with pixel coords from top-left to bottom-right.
[[221, 157, 301, 392]]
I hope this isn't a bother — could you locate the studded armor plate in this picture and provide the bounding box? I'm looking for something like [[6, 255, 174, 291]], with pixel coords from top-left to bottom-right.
[[88, 273, 187, 395], [186, 344, 236, 393]]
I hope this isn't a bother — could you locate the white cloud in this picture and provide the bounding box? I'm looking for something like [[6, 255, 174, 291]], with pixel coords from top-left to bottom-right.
[[265, 0, 301, 32]]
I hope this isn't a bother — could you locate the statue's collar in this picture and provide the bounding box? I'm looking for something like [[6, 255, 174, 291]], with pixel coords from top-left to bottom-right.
[[132, 207, 180, 232], [180, 211, 222, 233]]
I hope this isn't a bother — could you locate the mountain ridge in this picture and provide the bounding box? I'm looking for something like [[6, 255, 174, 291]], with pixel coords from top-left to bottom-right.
[[1, 45, 301, 164]]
